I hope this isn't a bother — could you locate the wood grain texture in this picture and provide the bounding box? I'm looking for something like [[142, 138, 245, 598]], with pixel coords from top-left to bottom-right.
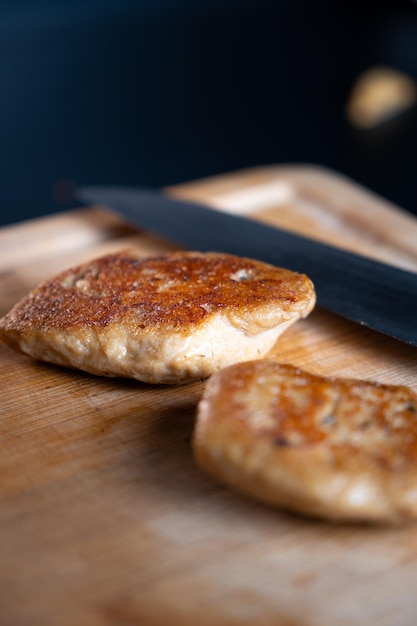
[[1, 165, 417, 626]]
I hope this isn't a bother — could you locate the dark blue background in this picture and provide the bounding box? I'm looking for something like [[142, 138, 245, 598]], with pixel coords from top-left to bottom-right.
[[1, 0, 416, 225]]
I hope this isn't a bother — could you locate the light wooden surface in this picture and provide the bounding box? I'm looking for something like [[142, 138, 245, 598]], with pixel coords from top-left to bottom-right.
[[1, 165, 417, 626]]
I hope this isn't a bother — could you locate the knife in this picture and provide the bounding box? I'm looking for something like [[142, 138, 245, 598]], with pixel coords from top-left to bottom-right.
[[77, 186, 417, 347]]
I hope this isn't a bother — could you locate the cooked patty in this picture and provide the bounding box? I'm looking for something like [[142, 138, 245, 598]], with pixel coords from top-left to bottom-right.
[[0, 251, 315, 384], [192, 360, 417, 522]]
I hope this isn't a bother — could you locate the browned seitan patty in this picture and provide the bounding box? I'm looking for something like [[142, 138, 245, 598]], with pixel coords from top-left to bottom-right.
[[193, 360, 417, 523], [0, 251, 315, 384]]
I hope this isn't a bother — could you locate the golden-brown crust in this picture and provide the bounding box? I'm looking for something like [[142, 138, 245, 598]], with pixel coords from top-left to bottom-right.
[[0, 251, 315, 384], [0, 250, 314, 332], [192, 360, 417, 523]]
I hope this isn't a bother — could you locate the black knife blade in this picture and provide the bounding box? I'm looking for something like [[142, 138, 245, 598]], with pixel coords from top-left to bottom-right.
[[77, 186, 417, 347]]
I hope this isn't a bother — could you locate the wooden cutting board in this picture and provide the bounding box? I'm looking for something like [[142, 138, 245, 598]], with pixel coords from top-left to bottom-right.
[[1, 165, 417, 626]]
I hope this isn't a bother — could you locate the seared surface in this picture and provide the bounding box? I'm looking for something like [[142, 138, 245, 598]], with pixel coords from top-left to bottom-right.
[[0, 250, 314, 330], [0, 250, 315, 384], [193, 360, 417, 522]]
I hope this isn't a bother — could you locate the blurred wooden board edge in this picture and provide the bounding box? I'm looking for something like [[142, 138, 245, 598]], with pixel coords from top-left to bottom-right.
[[167, 164, 417, 270], [1, 163, 417, 272]]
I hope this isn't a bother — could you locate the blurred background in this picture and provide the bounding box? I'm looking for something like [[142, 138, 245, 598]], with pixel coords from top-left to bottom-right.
[[0, 0, 416, 226]]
